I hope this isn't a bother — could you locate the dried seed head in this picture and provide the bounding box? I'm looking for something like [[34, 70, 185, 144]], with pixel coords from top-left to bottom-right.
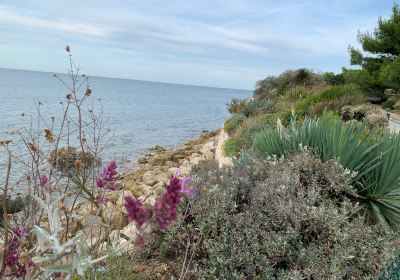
[[85, 88, 92, 97], [65, 45, 70, 53], [28, 143, 38, 153]]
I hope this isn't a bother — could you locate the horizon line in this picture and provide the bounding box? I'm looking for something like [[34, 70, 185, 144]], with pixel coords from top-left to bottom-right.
[[0, 67, 253, 92]]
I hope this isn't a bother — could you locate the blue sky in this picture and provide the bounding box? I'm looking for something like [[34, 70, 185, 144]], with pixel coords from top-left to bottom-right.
[[0, 0, 394, 89]]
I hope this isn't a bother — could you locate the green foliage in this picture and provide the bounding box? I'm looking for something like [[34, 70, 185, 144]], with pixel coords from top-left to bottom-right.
[[308, 95, 364, 116], [254, 68, 324, 99], [223, 137, 242, 156], [347, 3, 400, 94], [224, 113, 246, 132], [251, 114, 400, 228], [323, 72, 345, 85], [281, 85, 313, 102], [296, 84, 363, 115], [226, 98, 248, 114], [341, 104, 388, 129], [172, 153, 399, 279], [383, 99, 396, 109]]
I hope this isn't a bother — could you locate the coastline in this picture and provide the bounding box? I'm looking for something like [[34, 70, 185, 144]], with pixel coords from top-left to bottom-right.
[[73, 129, 222, 248]]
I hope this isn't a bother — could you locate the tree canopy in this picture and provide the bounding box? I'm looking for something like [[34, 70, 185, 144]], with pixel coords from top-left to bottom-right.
[[347, 3, 400, 94]]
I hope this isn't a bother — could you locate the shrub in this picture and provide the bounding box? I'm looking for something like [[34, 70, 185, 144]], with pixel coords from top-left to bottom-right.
[[223, 137, 242, 156], [49, 146, 101, 178], [323, 72, 345, 85], [281, 85, 314, 102], [227, 98, 248, 114], [383, 99, 396, 109], [341, 104, 388, 129], [251, 114, 400, 228], [168, 153, 399, 279], [223, 113, 246, 132], [254, 69, 324, 99], [309, 95, 364, 116], [296, 84, 363, 115]]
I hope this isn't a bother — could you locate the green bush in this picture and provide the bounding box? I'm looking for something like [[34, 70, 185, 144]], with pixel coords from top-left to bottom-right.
[[309, 94, 364, 116], [281, 85, 314, 102], [251, 114, 400, 228], [168, 153, 399, 279], [223, 137, 242, 156], [254, 69, 324, 99], [226, 98, 248, 114], [341, 104, 388, 129], [224, 113, 246, 132], [296, 84, 363, 115], [383, 99, 396, 109]]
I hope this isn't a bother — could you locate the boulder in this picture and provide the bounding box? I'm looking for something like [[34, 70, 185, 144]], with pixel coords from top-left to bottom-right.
[[142, 171, 157, 186]]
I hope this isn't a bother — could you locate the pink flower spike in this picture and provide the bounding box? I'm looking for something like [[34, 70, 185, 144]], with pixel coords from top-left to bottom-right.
[[40, 176, 47, 188], [124, 196, 148, 228], [135, 234, 145, 250], [107, 183, 118, 191], [181, 177, 192, 189], [182, 188, 196, 197], [96, 178, 104, 188], [96, 195, 109, 203]]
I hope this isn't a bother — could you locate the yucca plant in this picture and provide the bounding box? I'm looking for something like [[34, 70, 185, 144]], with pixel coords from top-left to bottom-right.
[[252, 114, 400, 228]]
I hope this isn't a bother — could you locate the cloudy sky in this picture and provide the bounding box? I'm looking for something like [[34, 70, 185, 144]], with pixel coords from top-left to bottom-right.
[[0, 0, 393, 89]]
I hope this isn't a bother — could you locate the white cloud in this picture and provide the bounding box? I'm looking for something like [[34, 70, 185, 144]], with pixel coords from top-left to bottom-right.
[[0, 6, 108, 38]]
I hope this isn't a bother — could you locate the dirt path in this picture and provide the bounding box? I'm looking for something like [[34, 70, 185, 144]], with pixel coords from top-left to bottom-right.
[[387, 111, 400, 133]]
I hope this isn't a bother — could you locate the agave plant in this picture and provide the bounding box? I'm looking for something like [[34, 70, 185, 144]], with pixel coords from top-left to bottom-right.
[[252, 114, 400, 228]]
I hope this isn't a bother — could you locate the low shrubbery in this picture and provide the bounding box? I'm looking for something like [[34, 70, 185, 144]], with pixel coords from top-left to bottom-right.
[[164, 153, 399, 279], [296, 84, 363, 116], [222, 137, 241, 156], [224, 113, 246, 132], [251, 114, 400, 228]]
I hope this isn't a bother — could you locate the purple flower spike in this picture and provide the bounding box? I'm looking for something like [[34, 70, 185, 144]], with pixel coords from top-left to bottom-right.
[[96, 178, 104, 188], [107, 183, 118, 191], [40, 175, 48, 188], [102, 160, 117, 180], [124, 196, 148, 228]]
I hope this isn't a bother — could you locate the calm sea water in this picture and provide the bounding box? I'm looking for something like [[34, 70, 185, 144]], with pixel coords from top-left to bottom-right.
[[0, 68, 251, 190]]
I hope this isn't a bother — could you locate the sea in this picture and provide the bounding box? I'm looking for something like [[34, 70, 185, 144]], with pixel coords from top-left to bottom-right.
[[0, 68, 251, 192]]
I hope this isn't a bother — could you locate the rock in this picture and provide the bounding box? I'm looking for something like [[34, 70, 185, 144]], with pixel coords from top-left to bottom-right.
[[137, 157, 148, 164], [155, 172, 169, 184], [179, 165, 191, 176], [145, 195, 156, 206], [154, 144, 166, 152], [142, 171, 157, 186], [140, 184, 154, 196], [190, 157, 201, 165], [168, 167, 179, 177], [172, 154, 186, 161], [121, 222, 137, 238], [116, 190, 134, 206], [102, 205, 128, 229], [202, 150, 215, 160]]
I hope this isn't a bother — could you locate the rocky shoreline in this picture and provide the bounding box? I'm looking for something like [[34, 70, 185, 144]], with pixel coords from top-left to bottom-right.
[[73, 130, 221, 250]]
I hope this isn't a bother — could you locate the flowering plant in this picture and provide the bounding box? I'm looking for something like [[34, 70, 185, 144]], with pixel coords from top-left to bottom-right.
[[124, 171, 194, 248]]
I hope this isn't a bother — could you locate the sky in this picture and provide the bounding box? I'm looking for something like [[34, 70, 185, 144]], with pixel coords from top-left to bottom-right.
[[0, 0, 394, 90]]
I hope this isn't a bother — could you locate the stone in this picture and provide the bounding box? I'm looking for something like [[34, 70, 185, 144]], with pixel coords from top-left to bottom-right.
[[145, 195, 156, 206], [202, 150, 215, 160], [179, 165, 191, 176], [141, 184, 154, 196], [142, 171, 157, 186], [168, 167, 179, 177], [155, 172, 169, 184], [116, 190, 133, 206], [190, 156, 201, 165], [154, 144, 166, 152], [121, 222, 137, 238], [137, 157, 148, 164], [172, 154, 186, 161], [102, 205, 128, 229]]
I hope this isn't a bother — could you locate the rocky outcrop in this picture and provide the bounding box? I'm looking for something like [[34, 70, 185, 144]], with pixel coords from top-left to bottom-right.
[[74, 130, 219, 249]]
